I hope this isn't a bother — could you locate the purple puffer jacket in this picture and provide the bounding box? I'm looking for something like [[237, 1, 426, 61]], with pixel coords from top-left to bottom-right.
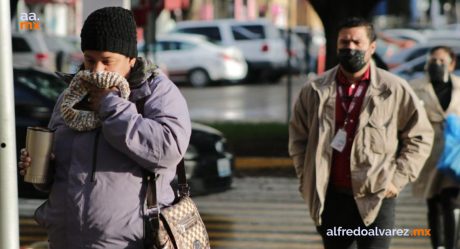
[[34, 60, 191, 249]]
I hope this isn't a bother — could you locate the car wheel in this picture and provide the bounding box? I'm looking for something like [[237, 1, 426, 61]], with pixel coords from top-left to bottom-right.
[[188, 69, 210, 87]]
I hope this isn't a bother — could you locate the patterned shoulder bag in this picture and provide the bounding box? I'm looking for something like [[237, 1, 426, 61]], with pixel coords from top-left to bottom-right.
[[145, 160, 210, 249], [136, 96, 210, 249]]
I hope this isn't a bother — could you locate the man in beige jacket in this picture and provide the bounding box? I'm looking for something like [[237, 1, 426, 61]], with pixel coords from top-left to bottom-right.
[[289, 17, 434, 249]]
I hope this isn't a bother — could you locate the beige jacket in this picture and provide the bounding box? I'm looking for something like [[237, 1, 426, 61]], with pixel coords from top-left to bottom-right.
[[411, 74, 460, 199], [289, 62, 434, 226]]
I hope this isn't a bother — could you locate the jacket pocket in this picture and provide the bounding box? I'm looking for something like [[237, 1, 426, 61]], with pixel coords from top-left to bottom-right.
[[365, 112, 398, 155], [364, 125, 388, 154]]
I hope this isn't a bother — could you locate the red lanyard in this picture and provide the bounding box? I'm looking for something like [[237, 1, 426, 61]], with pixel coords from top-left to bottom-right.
[[337, 82, 366, 128]]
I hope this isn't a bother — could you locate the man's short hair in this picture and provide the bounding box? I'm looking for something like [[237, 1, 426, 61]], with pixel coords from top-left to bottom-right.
[[338, 17, 377, 42]]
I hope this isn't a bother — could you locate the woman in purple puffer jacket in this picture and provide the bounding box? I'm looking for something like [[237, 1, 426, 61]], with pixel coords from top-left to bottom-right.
[[18, 7, 191, 249]]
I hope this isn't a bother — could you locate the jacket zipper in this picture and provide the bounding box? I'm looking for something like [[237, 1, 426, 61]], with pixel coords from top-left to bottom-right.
[[90, 130, 101, 182]]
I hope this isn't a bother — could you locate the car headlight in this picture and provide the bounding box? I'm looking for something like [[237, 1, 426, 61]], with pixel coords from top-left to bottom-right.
[[185, 144, 198, 160], [215, 140, 225, 153]]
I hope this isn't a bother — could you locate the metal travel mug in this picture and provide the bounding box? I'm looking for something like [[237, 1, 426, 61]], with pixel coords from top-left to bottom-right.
[[24, 127, 54, 184]]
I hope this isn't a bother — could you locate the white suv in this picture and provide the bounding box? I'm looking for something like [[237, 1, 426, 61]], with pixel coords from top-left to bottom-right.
[[12, 32, 54, 71], [12, 32, 83, 73], [172, 19, 288, 81]]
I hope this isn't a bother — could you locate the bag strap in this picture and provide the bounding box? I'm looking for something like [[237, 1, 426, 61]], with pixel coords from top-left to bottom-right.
[[134, 97, 189, 211], [145, 159, 188, 208]]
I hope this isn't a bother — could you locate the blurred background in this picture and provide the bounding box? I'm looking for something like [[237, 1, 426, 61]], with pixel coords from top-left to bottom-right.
[[9, 0, 459, 248], [10, 0, 460, 79]]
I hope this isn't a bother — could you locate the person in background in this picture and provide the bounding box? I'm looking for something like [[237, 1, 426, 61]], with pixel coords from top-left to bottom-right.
[[289, 17, 434, 249], [411, 46, 460, 249], [18, 6, 191, 249]]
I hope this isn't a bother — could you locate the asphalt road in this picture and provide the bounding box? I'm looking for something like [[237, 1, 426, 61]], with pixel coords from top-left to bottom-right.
[[180, 75, 309, 123]]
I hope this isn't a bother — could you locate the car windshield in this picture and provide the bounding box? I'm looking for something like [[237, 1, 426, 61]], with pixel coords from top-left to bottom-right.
[[14, 69, 67, 101], [231, 25, 266, 40], [12, 37, 32, 52], [176, 26, 222, 44]]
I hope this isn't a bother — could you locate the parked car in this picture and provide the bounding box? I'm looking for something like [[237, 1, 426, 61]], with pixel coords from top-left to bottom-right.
[[184, 122, 234, 195], [139, 33, 247, 87], [14, 67, 234, 199], [437, 23, 460, 31], [374, 38, 400, 67], [42, 35, 83, 73], [278, 28, 307, 75], [13, 32, 55, 71], [379, 29, 427, 44], [12, 32, 83, 74], [171, 19, 288, 81], [424, 30, 460, 43], [391, 51, 460, 81], [385, 41, 460, 69], [291, 26, 326, 75]]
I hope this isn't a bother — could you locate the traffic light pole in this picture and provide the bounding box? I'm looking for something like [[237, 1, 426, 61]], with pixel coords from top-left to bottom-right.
[[143, 0, 159, 64], [0, 0, 20, 248], [286, 27, 293, 124]]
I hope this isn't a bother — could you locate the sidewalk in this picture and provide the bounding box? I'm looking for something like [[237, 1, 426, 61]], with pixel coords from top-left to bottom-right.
[[235, 157, 293, 170], [234, 157, 295, 176]]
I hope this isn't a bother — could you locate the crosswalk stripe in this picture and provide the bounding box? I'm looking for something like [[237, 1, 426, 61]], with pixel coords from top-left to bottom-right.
[[200, 208, 309, 216], [206, 223, 311, 232], [201, 214, 311, 224], [195, 200, 307, 209], [20, 219, 39, 225], [209, 231, 320, 241], [20, 227, 46, 233]]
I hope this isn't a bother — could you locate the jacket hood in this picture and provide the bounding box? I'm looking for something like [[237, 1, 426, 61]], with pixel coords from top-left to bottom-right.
[[127, 57, 160, 88]]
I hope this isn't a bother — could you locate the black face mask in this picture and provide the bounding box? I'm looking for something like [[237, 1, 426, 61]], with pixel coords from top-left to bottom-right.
[[427, 62, 448, 83], [337, 49, 367, 73]]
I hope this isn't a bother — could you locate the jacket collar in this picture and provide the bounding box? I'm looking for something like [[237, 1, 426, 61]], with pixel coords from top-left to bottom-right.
[[311, 61, 394, 133], [367, 61, 392, 98], [127, 57, 160, 88]]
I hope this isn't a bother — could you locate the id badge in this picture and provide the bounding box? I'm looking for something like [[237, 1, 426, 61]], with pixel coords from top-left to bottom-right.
[[331, 129, 347, 152]]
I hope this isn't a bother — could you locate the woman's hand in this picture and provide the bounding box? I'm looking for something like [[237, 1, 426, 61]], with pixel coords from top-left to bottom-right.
[[18, 148, 55, 177], [18, 148, 32, 176], [83, 82, 119, 112]]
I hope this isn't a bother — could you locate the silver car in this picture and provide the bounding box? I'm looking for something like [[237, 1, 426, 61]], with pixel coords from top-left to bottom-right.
[[12, 32, 83, 73]]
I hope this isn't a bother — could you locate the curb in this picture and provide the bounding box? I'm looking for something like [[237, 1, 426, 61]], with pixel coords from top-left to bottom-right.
[[234, 157, 293, 170]]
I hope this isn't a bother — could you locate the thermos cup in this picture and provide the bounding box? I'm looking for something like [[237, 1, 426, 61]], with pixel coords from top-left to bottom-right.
[[24, 127, 54, 184]]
